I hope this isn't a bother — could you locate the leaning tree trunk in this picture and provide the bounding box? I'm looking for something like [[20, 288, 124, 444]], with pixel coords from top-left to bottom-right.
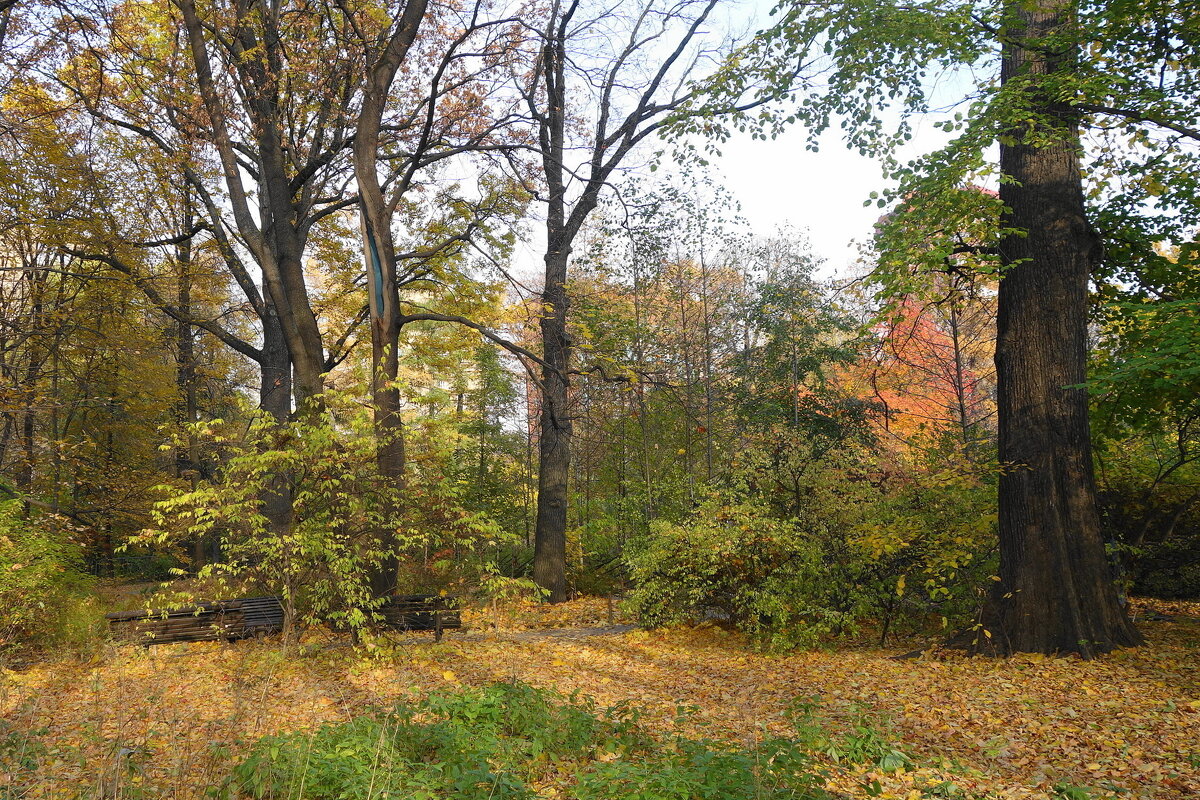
[[974, 0, 1143, 656], [342, 0, 428, 600], [532, 247, 571, 603]]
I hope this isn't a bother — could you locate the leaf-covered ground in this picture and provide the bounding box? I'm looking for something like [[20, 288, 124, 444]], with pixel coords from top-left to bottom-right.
[[2, 597, 1197, 799]]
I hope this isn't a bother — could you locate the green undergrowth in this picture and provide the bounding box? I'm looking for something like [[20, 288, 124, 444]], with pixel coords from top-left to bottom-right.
[[223, 681, 848, 800], [219, 681, 1129, 800]]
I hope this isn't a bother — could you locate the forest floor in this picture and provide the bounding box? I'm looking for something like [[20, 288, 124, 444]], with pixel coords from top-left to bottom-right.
[[1, 595, 1197, 800]]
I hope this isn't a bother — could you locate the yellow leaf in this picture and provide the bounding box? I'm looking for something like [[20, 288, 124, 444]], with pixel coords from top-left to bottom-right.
[[442, 670, 456, 682]]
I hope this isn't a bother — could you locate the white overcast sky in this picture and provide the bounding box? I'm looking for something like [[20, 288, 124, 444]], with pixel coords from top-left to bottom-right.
[[505, 117, 960, 287], [716, 130, 897, 279], [502, 0, 985, 286], [651, 0, 989, 279], [684, 118, 963, 281]]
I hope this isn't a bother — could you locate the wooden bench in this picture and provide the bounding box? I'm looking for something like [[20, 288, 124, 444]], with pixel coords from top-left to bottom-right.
[[106, 596, 285, 646], [379, 594, 461, 641]]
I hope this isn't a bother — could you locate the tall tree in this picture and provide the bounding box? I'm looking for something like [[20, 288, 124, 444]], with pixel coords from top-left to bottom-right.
[[173, 0, 340, 410], [335, 0, 428, 596], [47, 0, 368, 418], [978, 0, 1142, 655], [336, 0, 527, 594], [518, 0, 756, 601]]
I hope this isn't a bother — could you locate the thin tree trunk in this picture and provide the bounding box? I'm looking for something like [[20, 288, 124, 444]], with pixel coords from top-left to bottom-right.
[[17, 259, 47, 502], [973, 0, 1142, 656], [173, 220, 206, 568], [533, 248, 571, 603], [359, 187, 407, 600], [524, 375, 533, 547], [19, 404, 33, 493], [947, 300, 972, 444], [49, 345, 60, 513], [699, 252, 715, 482], [0, 414, 12, 477], [631, 263, 654, 521], [677, 264, 694, 497]]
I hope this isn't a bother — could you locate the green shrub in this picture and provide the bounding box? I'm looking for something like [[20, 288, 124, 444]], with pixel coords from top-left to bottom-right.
[[0, 719, 49, 786], [850, 462, 998, 640], [143, 396, 512, 636], [625, 447, 998, 649], [1130, 534, 1200, 598], [227, 682, 831, 800], [0, 501, 99, 657], [625, 499, 854, 650], [142, 407, 413, 634]]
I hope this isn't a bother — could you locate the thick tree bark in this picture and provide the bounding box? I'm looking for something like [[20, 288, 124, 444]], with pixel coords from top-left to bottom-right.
[[259, 307, 292, 424], [256, 141, 326, 409], [259, 301, 294, 541], [529, 16, 577, 604], [974, 0, 1142, 656], [533, 247, 571, 603]]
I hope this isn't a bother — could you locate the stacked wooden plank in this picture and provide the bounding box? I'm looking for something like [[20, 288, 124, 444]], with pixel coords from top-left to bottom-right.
[[106, 596, 284, 646], [379, 594, 461, 641]]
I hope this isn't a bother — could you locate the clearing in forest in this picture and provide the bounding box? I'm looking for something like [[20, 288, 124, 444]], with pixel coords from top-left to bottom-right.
[[1, 597, 1197, 800]]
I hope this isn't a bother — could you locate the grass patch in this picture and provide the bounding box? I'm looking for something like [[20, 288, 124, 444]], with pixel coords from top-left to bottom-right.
[[225, 681, 835, 799]]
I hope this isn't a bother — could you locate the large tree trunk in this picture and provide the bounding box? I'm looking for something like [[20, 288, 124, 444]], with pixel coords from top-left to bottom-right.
[[260, 300, 294, 541], [368, 339, 404, 597], [178, 0, 325, 414], [533, 247, 571, 603], [260, 305, 292, 424], [258, 170, 325, 411], [975, 0, 1142, 656]]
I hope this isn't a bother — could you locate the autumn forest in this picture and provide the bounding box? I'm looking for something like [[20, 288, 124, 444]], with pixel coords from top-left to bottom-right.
[[0, 0, 1197, 797]]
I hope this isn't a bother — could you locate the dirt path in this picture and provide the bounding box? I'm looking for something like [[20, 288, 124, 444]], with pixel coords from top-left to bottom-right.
[[416, 623, 639, 644]]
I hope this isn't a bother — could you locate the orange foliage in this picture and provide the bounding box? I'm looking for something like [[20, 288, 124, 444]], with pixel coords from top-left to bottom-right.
[[838, 296, 996, 452]]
